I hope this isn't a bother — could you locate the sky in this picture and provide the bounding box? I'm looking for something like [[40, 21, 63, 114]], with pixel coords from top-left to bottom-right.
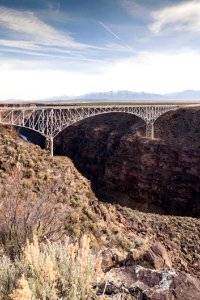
[[0, 0, 200, 100]]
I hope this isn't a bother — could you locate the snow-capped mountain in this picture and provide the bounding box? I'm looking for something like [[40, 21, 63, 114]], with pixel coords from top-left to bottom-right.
[[75, 90, 165, 101], [2, 90, 200, 103], [43, 90, 200, 102]]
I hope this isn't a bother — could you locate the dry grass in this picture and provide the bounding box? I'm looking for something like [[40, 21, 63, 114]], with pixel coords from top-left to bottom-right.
[[0, 169, 67, 257], [0, 234, 102, 300]]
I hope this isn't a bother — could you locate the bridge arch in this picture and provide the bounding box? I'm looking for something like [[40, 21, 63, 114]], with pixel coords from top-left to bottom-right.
[[53, 110, 146, 139], [0, 104, 180, 156]]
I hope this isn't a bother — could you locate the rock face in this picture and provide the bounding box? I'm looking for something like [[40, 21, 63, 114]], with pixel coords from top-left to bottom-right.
[[98, 241, 200, 300], [54, 107, 200, 217], [100, 266, 200, 300]]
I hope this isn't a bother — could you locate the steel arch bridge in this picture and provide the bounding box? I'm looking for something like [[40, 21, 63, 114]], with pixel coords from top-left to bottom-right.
[[0, 104, 180, 156]]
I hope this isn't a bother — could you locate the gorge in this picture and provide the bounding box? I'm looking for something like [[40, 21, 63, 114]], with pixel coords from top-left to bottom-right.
[[19, 105, 200, 218], [0, 106, 199, 299]]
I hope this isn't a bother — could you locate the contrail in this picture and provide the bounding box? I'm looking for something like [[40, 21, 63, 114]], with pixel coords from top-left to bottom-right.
[[99, 21, 121, 41], [99, 21, 134, 52]]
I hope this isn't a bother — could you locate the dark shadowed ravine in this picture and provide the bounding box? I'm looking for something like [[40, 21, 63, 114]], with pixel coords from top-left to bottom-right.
[[19, 107, 200, 218]]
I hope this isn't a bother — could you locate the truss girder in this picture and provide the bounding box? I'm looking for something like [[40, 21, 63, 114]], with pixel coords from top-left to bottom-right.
[[0, 105, 179, 140]]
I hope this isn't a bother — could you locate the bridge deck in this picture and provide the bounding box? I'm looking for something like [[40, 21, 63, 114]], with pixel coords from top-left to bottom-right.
[[0, 102, 199, 111]]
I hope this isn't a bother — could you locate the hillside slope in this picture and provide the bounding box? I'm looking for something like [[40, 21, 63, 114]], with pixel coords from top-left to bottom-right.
[[0, 125, 199, 292], [0, 125, 138, 252]]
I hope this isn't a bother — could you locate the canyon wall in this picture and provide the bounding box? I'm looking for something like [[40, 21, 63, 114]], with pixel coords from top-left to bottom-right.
[[53, 107, 200, 217]]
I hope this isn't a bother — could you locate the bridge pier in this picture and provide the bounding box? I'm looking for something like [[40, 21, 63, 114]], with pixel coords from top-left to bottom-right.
[[50, 137, 54, 157], [45, 138, 49, 150], [146, 122, 154, 139], [45, 137, 54, 156]]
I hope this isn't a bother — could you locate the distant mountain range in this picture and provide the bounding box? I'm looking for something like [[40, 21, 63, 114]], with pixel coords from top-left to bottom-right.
[[2, 90, 200, 102], [43, 90, 200, 102]]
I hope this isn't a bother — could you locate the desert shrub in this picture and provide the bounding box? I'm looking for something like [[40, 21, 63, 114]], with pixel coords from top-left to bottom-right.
[[9, 275, 32, 300], [24, 159, 35, 168], [24, 168, 35, 178], [0, 170, 66, 257], [0, 254, 20, 298], [0, 235, 102, 300]]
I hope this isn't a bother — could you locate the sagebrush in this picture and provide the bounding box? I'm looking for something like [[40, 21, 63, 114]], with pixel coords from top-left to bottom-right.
[[0, 234, 104, 300]]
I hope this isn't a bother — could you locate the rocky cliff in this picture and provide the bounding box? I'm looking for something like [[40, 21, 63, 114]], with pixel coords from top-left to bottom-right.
[[0, 124, 200, 299], [54, 107, 200, 218]]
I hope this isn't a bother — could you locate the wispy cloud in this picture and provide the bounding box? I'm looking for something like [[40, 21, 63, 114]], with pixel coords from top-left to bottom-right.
[[0, 39, 41, 50], [119, 0, 146, 17], [0, 6, 89, 49], [104, 43, 134, 52], [0, 6, 134, 61], [150, 0, 200, 34]]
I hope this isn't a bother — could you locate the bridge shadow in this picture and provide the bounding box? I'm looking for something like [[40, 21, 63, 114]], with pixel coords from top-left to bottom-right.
[[18, 127, 46, 149]]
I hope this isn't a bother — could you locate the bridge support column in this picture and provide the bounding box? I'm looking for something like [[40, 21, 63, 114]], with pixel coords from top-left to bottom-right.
[[50, 137, 54, 157], [146, 122, 154, 139], [45, 137, 54, 156], [45, 138, 49, 150]]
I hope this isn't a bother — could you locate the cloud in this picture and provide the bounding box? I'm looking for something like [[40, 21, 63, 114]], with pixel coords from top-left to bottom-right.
[[1, 49, 200, 100], [119, 0, 147, 17], [103, 50, 200, 94], [104, 43, 134, 52], [0, 6, 89, 49], [0, 5, 137, 62], [0, 39, 41, 50], [150, 0, 200, 34]]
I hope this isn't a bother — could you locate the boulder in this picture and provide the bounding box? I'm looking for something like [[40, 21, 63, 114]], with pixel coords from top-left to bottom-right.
[[143, 242, 172, 269], [100, 248, 122, 272]]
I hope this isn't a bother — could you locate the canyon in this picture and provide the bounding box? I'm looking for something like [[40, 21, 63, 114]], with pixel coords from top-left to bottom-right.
[[0, 105, 199, 298], [52, 106, 200, 217], [19, 106, 200, 217]]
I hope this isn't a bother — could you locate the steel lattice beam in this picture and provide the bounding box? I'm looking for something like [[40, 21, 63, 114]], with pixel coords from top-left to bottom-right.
[[0, 104, 180, 155]]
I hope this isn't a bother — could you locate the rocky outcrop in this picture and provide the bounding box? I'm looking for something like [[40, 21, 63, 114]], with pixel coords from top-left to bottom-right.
[[98, 241, 200, 300], [54, 107, 200, 217], [143, 242, 172, 269], [98, 266, 200, 300], [125, 241, 172, 270]]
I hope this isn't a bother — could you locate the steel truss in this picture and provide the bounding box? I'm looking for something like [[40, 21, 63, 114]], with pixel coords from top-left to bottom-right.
[[0, 104, 179, 156]]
